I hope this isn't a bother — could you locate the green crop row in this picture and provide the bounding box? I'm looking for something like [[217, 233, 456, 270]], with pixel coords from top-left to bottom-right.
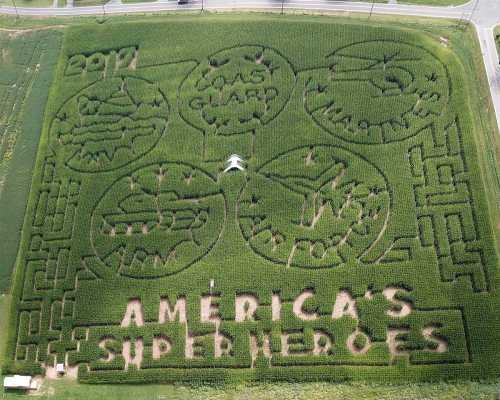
[[0, 30, 62, 293], [3, 15, 499, 385]]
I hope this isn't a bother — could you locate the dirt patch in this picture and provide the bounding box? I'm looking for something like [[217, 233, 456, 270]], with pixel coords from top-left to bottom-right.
[[121, 299, 144, 327], [346, 329, 371, 355], [422, 326, 448, 353], [42, 356, 77, 380], [332, 290, 358, 320], [185, 331, 197, 359], [126, 224, 133, 236], [128, 50, 138, 71], [65, 353, 78, 379], [152, 336, 172, 359], [386, 328, 410, 359], [313, 331, 332, 355], [235, 294, 259, 322], [307, 194, 326, 229], [249, 334, 271, 367], [98, 338, 116, 362], [65, 365, 78, 379], [214, 332, 233, 358], [305, 149, 315, 166], [271, 293, 281, 321], [383, 287, 412, 318], [42, 361, 58, 380], [184, 171, 193, 185], [200, 295, 221, 323], [64, 354, 80, 380], [28, 377, 44, 395], [286, 243, 297, 268], [159, 296, 186, 323], [331, 167, 345, 189], [122, 338, 143, 370], [293, 290, 318, 321], [280, 334, 290, 356]]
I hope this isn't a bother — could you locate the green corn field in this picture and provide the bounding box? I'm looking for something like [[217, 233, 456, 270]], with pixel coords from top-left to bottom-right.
[[1, 14, 499, 387]]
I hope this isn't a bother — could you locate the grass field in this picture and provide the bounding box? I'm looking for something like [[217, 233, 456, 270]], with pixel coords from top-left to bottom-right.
[[399, 0, 470, 5], [1, 12, 499, 393], [73, 0, 108, 7], [1, 0, 55, 8], [121, 0, 159, 4], [0, 30, 62, 293]]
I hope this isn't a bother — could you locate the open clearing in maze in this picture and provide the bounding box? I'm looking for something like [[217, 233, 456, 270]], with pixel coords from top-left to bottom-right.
[[4, 15, 499, 385]]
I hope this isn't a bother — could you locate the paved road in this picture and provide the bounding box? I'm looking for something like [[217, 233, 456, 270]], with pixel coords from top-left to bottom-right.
[[0, 0, 499, 132]]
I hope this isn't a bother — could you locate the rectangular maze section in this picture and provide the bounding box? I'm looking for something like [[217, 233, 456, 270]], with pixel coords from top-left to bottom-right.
[[4, 16, 499, 384]]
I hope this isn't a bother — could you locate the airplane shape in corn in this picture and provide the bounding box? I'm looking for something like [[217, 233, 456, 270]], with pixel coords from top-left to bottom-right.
[[223, 154, 245, 173]]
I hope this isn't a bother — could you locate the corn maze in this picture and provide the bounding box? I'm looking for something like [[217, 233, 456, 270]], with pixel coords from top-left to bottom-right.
[[4, 17, 499, 384]]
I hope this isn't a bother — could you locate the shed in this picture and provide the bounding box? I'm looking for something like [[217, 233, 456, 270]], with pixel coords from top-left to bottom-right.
[[56, 363, 65, 375], [3, 375, 34, 390]]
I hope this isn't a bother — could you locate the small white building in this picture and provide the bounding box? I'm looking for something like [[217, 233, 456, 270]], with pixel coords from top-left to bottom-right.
[[3, 375, 37, 391], [56, 363, 65, 375]]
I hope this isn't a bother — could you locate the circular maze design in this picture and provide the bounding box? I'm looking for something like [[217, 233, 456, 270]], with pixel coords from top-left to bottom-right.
[[179, 45, 295, 136], [50, 76, 169, 172], [304, 41, 450, 144], [238, 145, 390, 269], [91, 163, 226, 278]]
